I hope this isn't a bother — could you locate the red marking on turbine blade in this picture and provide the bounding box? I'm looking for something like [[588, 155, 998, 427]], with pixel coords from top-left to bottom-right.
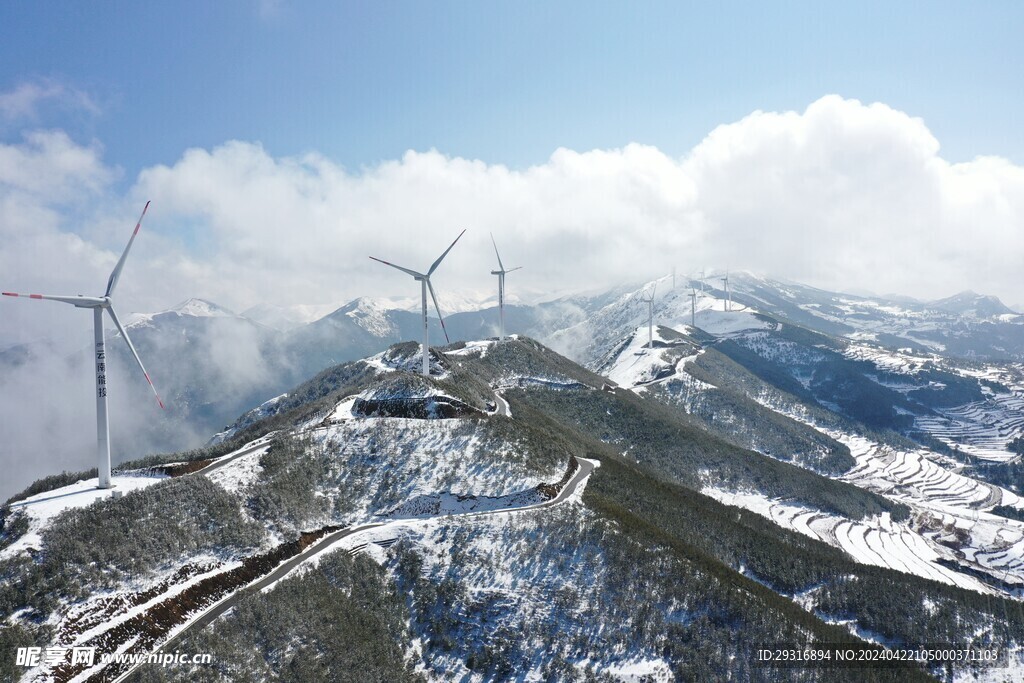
[[2, 292, 18, 297], [133, 201, 150, 235], [30, 294, 42, 299], [157, 397, 165, 410]]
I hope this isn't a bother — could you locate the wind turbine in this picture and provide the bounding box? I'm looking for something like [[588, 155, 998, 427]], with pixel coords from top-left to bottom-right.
[[370, 230, 465, 376], [3, 202, 164, 490], [640, 283, 657, 349], [688, 286, 697, 327], [489, 233, 521, 341], [720, 270, 732, 312]]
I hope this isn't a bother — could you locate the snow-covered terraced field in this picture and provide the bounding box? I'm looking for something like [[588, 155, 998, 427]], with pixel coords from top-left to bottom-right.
[[732, 394, 1024, 592], [840, 435, 1009, 508], [916, 393, 1024, 462], [842, 343, 933, 375], [704, 488, 991, 592]]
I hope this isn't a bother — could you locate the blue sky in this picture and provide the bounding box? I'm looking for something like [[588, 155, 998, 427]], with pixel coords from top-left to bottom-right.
[[2, 1, 1022, 181], [1, 1, 1024, 331]]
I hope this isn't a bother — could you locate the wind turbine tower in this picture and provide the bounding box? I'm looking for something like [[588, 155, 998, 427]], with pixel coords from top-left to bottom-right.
[[370, 230, 465, 376], [3, 202, 164, 490], [721, 271, 732, 312], [489, 233, 521, 341], [688, 287, 697, 327], [640, 283, 657, 349]]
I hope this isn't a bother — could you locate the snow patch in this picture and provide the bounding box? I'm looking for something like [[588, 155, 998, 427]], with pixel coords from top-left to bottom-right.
[[3, 474, 168, 560]]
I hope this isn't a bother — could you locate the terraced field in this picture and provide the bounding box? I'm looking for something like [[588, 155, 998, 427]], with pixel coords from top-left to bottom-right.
[[916, 393, 1024, 462]]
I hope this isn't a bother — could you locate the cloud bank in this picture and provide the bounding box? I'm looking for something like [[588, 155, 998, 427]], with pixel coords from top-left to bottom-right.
[[3, 94, 1024, 349], [2, 93, 1024, 498]]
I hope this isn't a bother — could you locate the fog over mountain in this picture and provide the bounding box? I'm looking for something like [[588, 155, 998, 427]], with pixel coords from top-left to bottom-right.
[[3, 269, 1024, 502], [3, 94, 1024, 500], [2, 95, 1024, 354]]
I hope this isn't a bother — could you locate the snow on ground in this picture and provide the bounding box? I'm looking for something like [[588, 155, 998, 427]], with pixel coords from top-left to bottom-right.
[[916, 392, 1024, 462], [361, 347, 450, 378], [562, 458, 600, 505], [690, 307, 768, 335], [604, 326, 685, 389], [360, 350, 393, 374], [62, 557, 244, 647], [2, 474, 168, 560], [256, 456, 596, 596], [947, 362, 1024, 393], [208, 393, 288, 444], [127, 298, 234, 328], [206, 446, 269, 493], [343, 297, 398, 336], [168, 298, 234, 318], [384, 490, 545, 518], [325, 395, 358, 422], [445, 338, 501, 358], [702, 487, 991, 592], [745, 393, 1024, 591], [842, 343, 934, 375], [840, 435, 1007, 509], [592, 657, 675, 682], [298, 414, 562, 523]]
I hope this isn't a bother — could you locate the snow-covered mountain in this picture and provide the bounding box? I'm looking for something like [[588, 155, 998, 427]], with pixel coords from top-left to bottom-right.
[[718, 272, 1024, 359], [4, 273, 1024, 506], [930, 290, 1018, 318], [4, 330, 1023, 681]]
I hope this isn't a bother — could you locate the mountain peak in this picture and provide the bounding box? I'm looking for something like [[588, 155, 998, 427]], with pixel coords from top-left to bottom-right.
[[337, 296, 398, 336], [930, 291, 1016, 317], [169, 298, 236, 318]]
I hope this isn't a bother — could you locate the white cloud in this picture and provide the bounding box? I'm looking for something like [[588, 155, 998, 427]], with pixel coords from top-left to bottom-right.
[[681, 95, 1024, 299], [3, 93, 1024, 499], [2, 94, 1024, 350], [0, 80, 100, 123]]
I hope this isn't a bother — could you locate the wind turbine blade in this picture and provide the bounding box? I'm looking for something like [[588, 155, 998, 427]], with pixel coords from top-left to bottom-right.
[[106, 201, 150, 297], [2, 292, 105, 306], [427, 229, 466, 276], [368, 256, 424, 279], [107, 305, 165, 409], [426, 279, 450, 344], [490, 232, 505, 271], [506, 266, 523, 273]]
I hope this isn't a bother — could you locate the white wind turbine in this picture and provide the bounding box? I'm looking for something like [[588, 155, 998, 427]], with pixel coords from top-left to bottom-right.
[[3, 202, 164, 490], [489, 233, 521, 341], [688, 286, 697, 327], [370, 230, 465, 376], [720, 270, 732, 312], [639, 283, 657, 349]]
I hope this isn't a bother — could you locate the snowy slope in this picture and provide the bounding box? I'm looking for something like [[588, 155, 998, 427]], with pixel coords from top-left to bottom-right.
[[1, 474, 168, 561]]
